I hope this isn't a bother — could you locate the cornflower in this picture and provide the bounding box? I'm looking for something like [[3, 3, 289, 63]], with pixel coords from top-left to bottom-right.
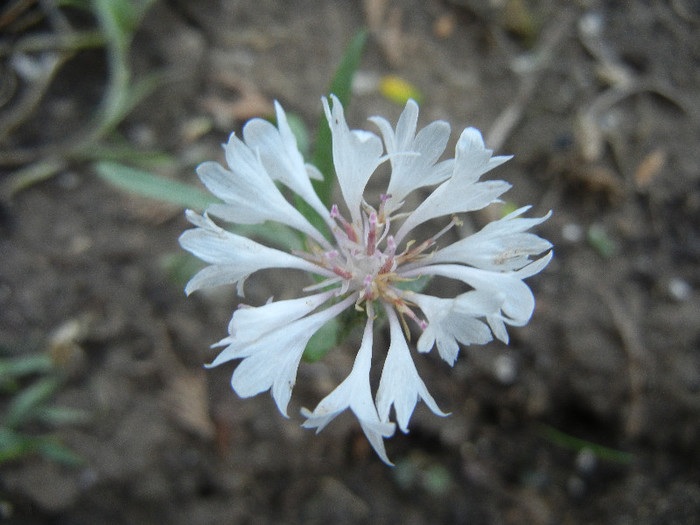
[[180, 96, 552, 464]]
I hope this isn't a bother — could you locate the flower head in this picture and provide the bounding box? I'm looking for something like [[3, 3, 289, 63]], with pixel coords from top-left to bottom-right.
[[180, 95, 552, 464]]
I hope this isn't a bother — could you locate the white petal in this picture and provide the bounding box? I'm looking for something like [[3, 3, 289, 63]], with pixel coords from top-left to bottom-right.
[[413, 121, 452, 167], [230, 341, 301, 414], [322, 95, 383, 224], [453, 127, 502, 184], [376, 307, 448, 433], [413, 292, 497, 364], [395, 179, 510, 244], [223, 290, 336, 344], [409, 263, 543, 328], [487, 314, 510, 344], [242, 102, 333, 226], [201, 139, 282, 219], [425, 208, 553, 271], [369, 100, 452, 214], [515, 249, 553, 279], [301, 308, 396, 465], [227, 294, 357, 416], [394, 126, 514, 243], [388, 98, 419, 150], [179, 212, 330, 295], [198, 139, 327, 246]]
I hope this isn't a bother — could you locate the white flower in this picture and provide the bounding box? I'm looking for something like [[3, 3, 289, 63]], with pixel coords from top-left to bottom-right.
[[180, 95, 552, 464]]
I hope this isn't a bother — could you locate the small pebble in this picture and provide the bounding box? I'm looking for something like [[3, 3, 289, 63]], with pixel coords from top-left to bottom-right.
[[668, 277, 691, 301], [494, 354, 518, 385], [575, 448, 597, 475], [562, 223, 583, 242]]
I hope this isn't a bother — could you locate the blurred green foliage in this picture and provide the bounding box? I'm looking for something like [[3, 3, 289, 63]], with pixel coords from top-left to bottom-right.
[[3, 0, 164, 196], [0, 350, 86, 465]]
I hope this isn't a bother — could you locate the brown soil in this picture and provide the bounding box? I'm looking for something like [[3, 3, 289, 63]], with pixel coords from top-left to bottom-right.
[[1, 1, 699, 524]]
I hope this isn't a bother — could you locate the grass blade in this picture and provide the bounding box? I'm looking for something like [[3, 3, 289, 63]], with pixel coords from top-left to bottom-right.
[[95, 161, 218, 209], [311, 29, 368, 205]]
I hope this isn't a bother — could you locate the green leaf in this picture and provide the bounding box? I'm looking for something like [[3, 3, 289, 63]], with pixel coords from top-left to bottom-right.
[[587, 224, 617, 258], [92, 0, 156, 134], [0, 428, 33, 464], [0, 355, 53, 381], [34, 406, 89, 426], [312, 29, 368, 204], [5, 157, 68, 197], [284, 112, 310, 158], [36, 438, 84, 465], [4, 378, 61, 429], [95, 161, 218, 209], [93, 0, 153, 50], [160, 253, 205, 289], [78, 144, 175, 168], [0, 429, 83, 466], [293, 29, 368, 237], [302, 317, 340, 363], [538, 424, 634, 464], [394, 274, 432, 294], [233, 223, 303, 251]]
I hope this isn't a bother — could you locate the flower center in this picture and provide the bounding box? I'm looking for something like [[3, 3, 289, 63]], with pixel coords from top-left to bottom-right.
[[325, 199, 396, 301], [298, 197, 462, 334]]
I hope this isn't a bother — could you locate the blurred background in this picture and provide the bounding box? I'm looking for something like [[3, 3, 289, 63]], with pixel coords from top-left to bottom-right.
[[1, 0, 699, 523]]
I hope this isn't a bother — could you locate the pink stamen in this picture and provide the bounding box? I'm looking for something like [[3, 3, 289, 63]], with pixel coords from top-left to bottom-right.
[[363, 275, 375, 300], [378, 194, 391, 220], [344, 224, 358, 243], [330, 203, 358, 242], [378, 237, 396, 274], [333, 267, 353, 280], [398, 302, 427, 332], [323, 249, 339, 259], [366, 212, 377, 255]]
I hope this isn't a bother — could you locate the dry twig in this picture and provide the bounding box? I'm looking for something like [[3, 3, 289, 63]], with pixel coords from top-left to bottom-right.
[[599, 287, 652, 439], [486, 9, 576, 151]]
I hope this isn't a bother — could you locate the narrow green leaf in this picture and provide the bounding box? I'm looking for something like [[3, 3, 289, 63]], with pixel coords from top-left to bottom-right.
[[311, 29, 368, 204], [78, 145, 175, 168], [284, 112, 310, 158], [293, 29, 368, 239], [0, 355, 53, 380], [121, 72, 164, 120], [4, 378, 61, 429], [57, 0, 92, 8], [0, 430, 82, 466], [93, 0, 153, 49], [302, 317, 340, 363], [34, 406, 89, 426], [92, 0, 155, 134], [95, 161, 218, 209], [539, 424, 634, 464], [5, 157, 68, 197], [0, 428, 33, 464], [36, 438, 84, 465], [234, 223, 303, 251], [395, 274, 432, 294], [160, 253, 205, 289], [326, 29, 369, 123]]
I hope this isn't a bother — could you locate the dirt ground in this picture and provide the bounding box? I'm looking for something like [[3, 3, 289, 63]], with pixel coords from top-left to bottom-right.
[[1, 0, 699, 523]]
